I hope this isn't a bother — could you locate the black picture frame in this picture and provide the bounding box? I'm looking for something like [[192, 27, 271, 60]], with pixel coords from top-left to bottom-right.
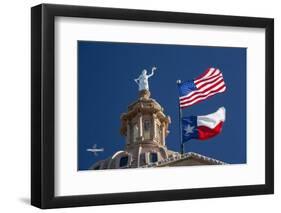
[[31, 3, 274, 209]]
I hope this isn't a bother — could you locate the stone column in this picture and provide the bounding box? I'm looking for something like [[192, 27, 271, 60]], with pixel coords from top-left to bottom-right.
[[126, 121, 130, 145], [138, 114, 143, 138], [161, 123, 166, 146], [152, 114, 157, 142], [137, 146, 142, 167]]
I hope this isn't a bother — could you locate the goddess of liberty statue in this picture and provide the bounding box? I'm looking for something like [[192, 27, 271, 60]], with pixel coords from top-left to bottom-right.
[[134, 67, 157, 91]]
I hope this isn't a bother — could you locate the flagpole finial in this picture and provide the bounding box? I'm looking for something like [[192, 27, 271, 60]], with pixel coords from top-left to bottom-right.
[[176, 80, 181, 84]]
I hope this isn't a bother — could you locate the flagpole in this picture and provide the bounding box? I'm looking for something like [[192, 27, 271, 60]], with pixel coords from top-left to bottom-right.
[[177, 80, 184, 154], [179, 107, 184, 154]]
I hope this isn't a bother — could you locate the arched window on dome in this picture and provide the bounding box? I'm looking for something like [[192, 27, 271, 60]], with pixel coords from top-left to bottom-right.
[[119, 156, 129, 168], [149, 152, 158, 163]]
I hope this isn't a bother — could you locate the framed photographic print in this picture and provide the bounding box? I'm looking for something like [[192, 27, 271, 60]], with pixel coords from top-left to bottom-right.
[[31, 3, 274, 209]]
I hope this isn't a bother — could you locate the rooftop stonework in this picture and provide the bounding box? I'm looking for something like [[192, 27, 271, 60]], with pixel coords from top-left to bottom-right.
[[142, 152, 227, 168]]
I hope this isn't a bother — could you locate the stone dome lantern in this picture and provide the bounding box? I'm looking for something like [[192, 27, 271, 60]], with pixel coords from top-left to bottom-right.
[[119, 89, 172, 167]]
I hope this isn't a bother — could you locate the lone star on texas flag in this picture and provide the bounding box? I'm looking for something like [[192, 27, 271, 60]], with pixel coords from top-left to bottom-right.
[[184, 124, 194, 136]]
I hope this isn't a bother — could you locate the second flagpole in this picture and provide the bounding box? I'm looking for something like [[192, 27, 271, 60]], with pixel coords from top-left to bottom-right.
[[177, 80, 184, 154]]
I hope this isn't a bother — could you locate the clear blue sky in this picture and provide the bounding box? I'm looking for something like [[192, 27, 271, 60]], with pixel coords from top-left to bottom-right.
[[78, 41, 246, 170]]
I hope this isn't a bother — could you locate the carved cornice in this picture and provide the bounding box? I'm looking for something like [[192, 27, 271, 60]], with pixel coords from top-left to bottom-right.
[[142, 152, 227, 168]]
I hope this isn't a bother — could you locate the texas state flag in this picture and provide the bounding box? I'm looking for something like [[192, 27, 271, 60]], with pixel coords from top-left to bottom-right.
[[182, 107, 226, 142]]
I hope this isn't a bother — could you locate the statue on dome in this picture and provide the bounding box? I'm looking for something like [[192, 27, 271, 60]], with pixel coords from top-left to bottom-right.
[[134, 66, 157, 91]]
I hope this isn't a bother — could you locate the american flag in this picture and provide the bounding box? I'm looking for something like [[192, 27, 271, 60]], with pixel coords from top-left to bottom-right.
[[178, 68, 226, 109]]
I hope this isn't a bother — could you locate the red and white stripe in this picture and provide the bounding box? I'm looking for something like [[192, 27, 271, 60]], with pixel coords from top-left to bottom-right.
[[197, 107, 226, 140], [180, 68, 226, 108]]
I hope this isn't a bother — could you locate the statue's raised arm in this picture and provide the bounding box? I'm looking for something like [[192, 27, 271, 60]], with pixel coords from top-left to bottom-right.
[[147, 66, 157, 78]]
